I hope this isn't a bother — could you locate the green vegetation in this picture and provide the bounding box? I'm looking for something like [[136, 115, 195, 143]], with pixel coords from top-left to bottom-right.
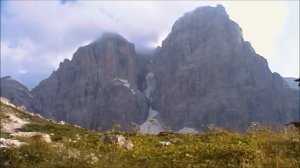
[[1, 103, 299, 168]]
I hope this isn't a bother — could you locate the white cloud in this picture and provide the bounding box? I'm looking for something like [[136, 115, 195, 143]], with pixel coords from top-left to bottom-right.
[[223, 1, 287, 58], [269, 1, 299, 77], [1, 41, 27, 61], [19, 70, 27, 74]]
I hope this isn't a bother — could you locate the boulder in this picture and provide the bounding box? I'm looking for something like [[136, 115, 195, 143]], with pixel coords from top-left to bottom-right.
[[101, 134, 133, 150]]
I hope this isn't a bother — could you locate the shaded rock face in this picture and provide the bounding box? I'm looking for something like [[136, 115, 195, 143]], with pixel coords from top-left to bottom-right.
[[31, 33, 148, 130], [152, 5, 299, 131], [0, 76, 40, 113], [136, 51, 152, 91]]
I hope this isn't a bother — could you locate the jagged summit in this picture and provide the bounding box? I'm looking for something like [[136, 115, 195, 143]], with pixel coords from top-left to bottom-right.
[[182, 4, 228, 20], [171, 4, 231, 33], [163, 5, 244, 62], [66, 32, 134, 67], [72, 32, 135, 64]]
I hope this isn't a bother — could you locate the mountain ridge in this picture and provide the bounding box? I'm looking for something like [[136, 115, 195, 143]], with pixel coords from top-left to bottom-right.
[[1, 5, 299, 132]]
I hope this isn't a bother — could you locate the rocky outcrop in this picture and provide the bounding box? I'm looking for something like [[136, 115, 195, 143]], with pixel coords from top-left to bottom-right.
[[31, 33, 148, 130], [0, 76, 40, 113], [152, 5, 299, 131], [0, 138, 27, 148], [101, 134, 133, 150]]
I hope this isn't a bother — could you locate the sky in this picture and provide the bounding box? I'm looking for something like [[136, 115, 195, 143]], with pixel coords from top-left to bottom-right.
[[1, 0, 299, 89]]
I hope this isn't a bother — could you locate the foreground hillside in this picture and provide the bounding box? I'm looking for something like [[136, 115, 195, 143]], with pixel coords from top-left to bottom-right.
[[0, 100, 299, 168]]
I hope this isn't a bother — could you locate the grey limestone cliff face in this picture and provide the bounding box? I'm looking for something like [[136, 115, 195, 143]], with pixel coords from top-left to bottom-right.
[[152, 5, 299, 131], [0, 76, 40, 112], [31, 33, 148, 130]]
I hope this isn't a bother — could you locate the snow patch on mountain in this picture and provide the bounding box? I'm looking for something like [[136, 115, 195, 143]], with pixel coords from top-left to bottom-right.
[[139, 107, 163, 134], [178, 127, 198, 134], [113, 78, 136, 94], [144, 72, 155, 99], [140, 72, 163, 134]]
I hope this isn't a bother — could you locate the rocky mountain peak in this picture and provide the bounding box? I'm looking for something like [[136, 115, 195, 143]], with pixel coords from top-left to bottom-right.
[[89, 32, 134, 59], [69, 32, 137, 86], [152, 5, 299, 131], [167, 5, 242, 54], [31, 33, 148, 130]]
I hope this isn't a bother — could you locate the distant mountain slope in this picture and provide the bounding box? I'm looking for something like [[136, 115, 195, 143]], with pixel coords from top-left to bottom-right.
[[284, 77, 299, 90], [0, 76, 40, 113]]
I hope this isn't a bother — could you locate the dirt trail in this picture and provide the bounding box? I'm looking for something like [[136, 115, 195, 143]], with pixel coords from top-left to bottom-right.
[[1, 112, 29, 133]]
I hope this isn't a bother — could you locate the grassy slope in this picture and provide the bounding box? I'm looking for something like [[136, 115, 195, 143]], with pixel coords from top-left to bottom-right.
[[0, 103, 299, 168]]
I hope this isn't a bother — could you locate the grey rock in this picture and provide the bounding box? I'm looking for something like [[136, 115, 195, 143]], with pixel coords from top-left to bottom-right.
[[0, 138, 27, 148], [101, 134, 133, 150], [123, 140, 134, 150], [152, 5, 299, 131], [31, 33, 148, 130], [157, 141, 172, 146]]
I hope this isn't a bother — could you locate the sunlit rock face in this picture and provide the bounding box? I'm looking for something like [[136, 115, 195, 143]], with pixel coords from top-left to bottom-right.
[[32, 33, 148, 130], [152, 5, 299, 131]]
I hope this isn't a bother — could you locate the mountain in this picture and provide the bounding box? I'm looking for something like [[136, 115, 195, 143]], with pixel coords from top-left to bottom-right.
[[151, 5, 299, 131], [31, 33, 148, 130], [0, 76, 40, 113], [1, 5, 299, 132], [284, 77, 299, 90]]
